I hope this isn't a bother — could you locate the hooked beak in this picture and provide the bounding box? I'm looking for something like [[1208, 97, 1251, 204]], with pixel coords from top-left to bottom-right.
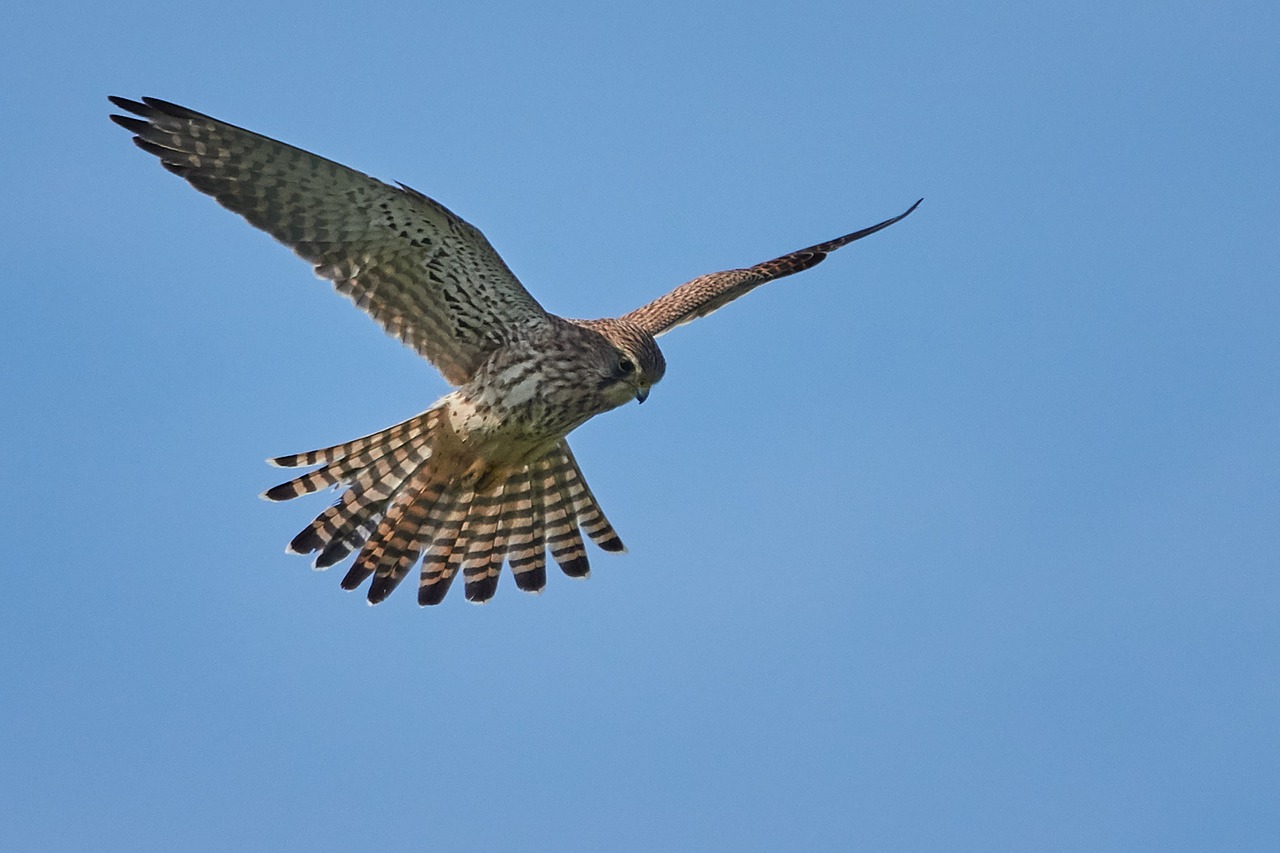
[[634, 386, 650, 404]]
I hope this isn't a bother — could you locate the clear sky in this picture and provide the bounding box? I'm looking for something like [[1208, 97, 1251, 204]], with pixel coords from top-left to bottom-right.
[[3, 2, 1278, 850]]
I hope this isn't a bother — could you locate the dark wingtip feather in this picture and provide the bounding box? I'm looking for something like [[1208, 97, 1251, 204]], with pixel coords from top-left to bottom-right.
[[823, 198, 925, 252], [109, 96, 216, 130], [109, 114, 149, 133], [107, 95, 149, 115], [141, 96, 208, 120]]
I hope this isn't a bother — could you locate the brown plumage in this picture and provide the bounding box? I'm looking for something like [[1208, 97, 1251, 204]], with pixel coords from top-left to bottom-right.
[[110, 95, 919, 606]]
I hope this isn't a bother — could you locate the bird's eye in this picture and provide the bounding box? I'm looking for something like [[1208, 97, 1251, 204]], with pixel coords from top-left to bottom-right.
[[618, 357, 635, 375]]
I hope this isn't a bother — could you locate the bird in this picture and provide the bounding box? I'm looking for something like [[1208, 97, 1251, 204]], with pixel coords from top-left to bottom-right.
[[109, 95, 920, 607]]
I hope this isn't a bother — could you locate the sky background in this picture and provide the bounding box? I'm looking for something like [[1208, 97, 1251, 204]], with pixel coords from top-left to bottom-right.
[[3, 2, 1278, 850]]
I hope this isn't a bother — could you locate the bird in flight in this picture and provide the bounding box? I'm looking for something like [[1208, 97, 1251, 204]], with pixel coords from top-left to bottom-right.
[[109, 96, 920, 607]]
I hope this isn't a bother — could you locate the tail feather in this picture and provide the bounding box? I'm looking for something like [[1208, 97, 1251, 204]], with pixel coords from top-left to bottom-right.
[[337, 464, 432, 593], [269, 412, 624, 605], [419, 499, 476, 604], [543, 454, 590, 578], [264, 411, 439, 501], [359, 472, 449, 604], [417, 492, 473, 606], [288, 488, 378, 561], [561, 450, 625, 553], [312, 496, 382, 569], [507, 464, 548, 593], [285, 437, 433, 562], [268, 410, 437, 468], [462, 484, 509, 603]]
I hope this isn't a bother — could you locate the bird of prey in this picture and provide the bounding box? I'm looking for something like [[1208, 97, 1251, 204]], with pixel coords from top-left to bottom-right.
[[109, 96, 920, 607]]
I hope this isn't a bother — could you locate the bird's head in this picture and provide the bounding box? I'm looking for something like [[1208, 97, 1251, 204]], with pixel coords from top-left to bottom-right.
[[581, 318, 666, 406]]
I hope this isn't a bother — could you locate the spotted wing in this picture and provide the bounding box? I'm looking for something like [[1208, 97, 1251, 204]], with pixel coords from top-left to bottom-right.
[[109, 96, 550, 386], [622, 199, 921, 338]]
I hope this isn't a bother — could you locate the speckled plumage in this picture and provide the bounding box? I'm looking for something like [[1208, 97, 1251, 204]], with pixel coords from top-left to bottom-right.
[[110, 96, 919, 606]]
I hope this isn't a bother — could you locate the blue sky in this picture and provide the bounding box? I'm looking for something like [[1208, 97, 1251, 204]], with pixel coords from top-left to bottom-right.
[[3, 2, 1278, 850]]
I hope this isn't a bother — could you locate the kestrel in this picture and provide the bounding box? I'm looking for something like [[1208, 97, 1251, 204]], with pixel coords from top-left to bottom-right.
[[109, 96, 920, 606]]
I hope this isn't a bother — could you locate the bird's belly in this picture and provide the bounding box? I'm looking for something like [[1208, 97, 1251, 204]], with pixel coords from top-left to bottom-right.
[[441, 392, 558, 465]]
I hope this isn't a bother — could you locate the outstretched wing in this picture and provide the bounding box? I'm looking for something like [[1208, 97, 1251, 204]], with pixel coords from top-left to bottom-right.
[[622, 199, 921, 337], [109, 96, 550, 386]]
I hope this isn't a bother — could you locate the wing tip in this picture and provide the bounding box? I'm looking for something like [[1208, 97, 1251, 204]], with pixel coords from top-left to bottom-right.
[[108, 95, 209, 123], [107, 94, 147, 116], [108, 114, 148, 133], [140, 96, 206, 119]]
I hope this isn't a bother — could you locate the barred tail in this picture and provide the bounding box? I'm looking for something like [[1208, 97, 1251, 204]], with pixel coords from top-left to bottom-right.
[[266, 409, 439, 471], [263, 414, 624, 606]]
